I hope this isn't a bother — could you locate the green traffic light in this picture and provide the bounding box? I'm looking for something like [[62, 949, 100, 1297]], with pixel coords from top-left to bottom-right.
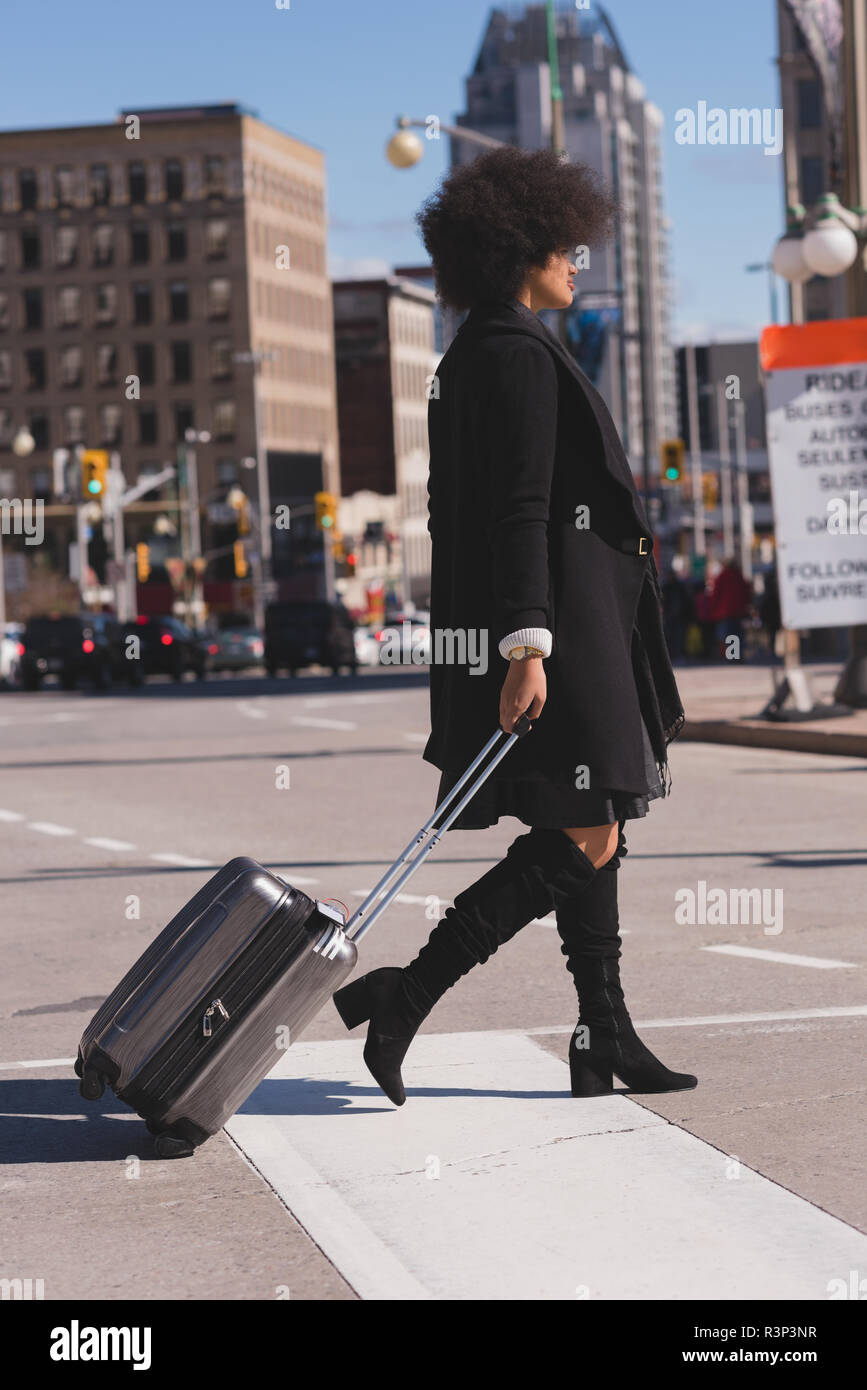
[[88, 479, 102, 494], [665, 467, 679, 481], [322, 516, 333, 527]]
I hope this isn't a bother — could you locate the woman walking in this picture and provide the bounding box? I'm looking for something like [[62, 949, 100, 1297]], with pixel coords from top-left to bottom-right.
[[333, 147, 695, 1105]]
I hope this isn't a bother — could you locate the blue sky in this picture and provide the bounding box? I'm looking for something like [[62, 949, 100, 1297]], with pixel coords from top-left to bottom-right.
[[1, 0, 785, 343]]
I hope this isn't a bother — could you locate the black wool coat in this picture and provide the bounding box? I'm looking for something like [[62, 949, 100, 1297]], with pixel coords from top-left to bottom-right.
[[422, 296, 685, 795]]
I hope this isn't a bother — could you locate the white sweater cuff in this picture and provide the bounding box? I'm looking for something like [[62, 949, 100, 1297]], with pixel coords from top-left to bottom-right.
[[498, 627, 553, 660]]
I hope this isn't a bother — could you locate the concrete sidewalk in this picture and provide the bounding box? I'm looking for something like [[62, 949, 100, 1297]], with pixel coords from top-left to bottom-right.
[[675, 662, 867, 757]]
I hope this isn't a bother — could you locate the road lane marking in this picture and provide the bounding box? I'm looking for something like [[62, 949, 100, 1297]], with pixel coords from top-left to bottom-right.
[[27, 822, 76, 837], [225, 1031, 867, 1300], [347, 891, 629, 932], [701, 944, 856, 969], [522, 1004, 867, 1035], [83, 837, 137, 852], [290, 716, 357, 731], [0, 810, 24, 822], [403, 732, 428, 742], [236, 701, 267, 720], [303, 694, 397, 708], [0, 1057, 78, 1070], [224, 1124, 431, 1301], [3, 1008, 866, 1070], [150, 852, 213, 868]]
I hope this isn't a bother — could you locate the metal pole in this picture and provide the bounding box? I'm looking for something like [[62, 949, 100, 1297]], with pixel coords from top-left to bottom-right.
[[0, 528, 6, 629], [684, 342, 706, 557], [76, 504, 89, 610], [732, 400, 753, 580], [717, 387, 735, 559], [251, 365, 272, 576]]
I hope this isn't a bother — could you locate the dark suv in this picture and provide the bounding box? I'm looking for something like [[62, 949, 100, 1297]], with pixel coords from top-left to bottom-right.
[[126, 615, 207, 681], [264, 600, 358, 677], [19, 613, 139, 691]]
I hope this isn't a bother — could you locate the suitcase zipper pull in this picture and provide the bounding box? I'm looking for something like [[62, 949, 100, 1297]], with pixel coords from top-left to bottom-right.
[[202, 998, 230, 1038]]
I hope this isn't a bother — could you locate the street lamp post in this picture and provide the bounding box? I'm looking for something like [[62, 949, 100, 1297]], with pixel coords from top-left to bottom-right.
[[181, 428, 209, 627]]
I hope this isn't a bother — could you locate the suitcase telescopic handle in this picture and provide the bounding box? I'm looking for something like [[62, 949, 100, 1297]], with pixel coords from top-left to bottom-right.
[[345, 713, 533, 944]]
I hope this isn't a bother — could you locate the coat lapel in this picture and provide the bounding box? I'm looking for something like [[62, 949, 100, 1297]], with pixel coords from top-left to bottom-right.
[[461, 298, 652, 537]]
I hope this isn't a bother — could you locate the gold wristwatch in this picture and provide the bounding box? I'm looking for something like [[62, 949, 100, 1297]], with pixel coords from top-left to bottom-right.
[[507, 645, 545, 660]]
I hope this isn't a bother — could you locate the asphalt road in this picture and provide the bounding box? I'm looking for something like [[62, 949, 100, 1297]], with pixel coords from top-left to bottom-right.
[[1, 668, 865, 1300]]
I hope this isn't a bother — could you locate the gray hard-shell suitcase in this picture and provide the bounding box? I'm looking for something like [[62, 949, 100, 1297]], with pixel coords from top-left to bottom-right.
[[75, 717, 532, 1156]]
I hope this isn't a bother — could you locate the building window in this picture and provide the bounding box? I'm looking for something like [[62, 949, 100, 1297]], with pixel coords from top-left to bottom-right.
[[130, 223, 150, 264], [207, 277, 231, 318], [21, 228, 40, 270], [213, 399, 236, 441], [0, 292, 8, 330], [91, 163, 110, 206], [55, 225, 78, 268], [166, 221, 187, 261], [165, 158, 184, 201], [0, 410, 13, 447], [0, 351, 11, 390], [60, 345, 83, 388], [57, 286, 81, 327], [92, 224, 114, 267], [169, 281, 189, 322], [19, 169, 38, 211], [128, 162, 147, 204], [204, 155, 225, 196], [99, 403, 122, 446], [174, 403, 194, 441], [0, 231, 5, 270], [800, 155, 825, 205], [55, 166, 75, 207], [134, 343, 155, 387], [210, 338, 232, 379], [205, 218, 229, 258], [138, 405, 158, 445], [23, 347, 45, 391], [95, 284, 117, 325], [31, 467, 52, 500], [63, 406, 85, 445], [23, 288, 43, 330], [171, 341, 192, 383], [28, 412, 49, 449], [216, 457, 238, 485], [132, 283, 152, 325], [96, 343, 117, 386], [797, 79, 822, 130]]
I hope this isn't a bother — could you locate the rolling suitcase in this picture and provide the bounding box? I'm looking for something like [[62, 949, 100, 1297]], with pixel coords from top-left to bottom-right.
[[76, 716, 532, 1156]]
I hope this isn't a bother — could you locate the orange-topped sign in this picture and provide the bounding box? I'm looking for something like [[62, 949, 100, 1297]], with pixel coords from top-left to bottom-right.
[[760, 317, 867, 371]]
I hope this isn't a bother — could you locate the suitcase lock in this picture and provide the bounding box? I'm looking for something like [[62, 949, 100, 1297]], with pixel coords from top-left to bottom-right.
[[202, 998, 230, 1038]]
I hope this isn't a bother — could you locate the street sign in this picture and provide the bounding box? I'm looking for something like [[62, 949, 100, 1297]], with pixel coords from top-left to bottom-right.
[[761, 318, 867, 631]]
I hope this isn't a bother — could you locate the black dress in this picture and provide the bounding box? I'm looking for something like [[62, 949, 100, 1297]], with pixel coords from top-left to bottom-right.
[[434, 711, 666, 831]]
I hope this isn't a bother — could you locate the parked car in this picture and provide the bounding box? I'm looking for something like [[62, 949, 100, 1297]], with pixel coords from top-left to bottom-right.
[[0, 623, 24, 687], [264, 600, 358, 677], [126, 615, 207, 681], [353, 622, 382, 668], [203, 622, 265, 674], [375, 612, 432, 665], [18, 613, 139, 691]]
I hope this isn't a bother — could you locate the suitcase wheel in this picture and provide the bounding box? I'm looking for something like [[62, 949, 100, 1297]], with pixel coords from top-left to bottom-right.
[[79, 1069, 105, 1101], [153, 1131, 195, 1159]]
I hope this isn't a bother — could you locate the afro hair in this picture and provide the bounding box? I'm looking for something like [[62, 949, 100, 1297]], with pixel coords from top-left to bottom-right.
[[415, 145, 620, 311]]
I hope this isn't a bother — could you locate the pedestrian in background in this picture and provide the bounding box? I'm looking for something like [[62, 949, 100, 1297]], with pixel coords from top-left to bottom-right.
[[334, 147, 696, 1105], [708, 556, 753, 659]]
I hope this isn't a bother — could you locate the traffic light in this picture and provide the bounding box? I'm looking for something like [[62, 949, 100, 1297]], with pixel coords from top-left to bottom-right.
[[702, 472, 720, 509], [345, 551, 357, 575], [315, 491, 337, 530], [81, 449, 109, 498], [233, 539, 248, 578], [136, 543, 151, 583], [660, 439, 685, 483]]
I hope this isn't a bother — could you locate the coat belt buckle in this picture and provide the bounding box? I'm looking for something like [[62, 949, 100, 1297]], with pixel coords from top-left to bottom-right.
[[638, 536, 649, 555]]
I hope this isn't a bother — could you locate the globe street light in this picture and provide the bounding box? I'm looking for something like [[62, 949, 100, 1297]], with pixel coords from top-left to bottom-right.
[[12, 427, 35, 458]]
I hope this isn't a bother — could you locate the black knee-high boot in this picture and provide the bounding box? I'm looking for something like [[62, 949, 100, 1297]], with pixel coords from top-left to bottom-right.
[[555, 824, 698, 1096], [333, 827, 599, 1105]]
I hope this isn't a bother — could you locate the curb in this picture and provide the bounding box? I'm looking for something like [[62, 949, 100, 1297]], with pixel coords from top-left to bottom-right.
[[679, 718, 867, 758]]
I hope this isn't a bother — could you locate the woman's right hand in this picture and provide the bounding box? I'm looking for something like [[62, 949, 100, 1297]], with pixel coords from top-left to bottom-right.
[[499, 656, 546, 733]]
